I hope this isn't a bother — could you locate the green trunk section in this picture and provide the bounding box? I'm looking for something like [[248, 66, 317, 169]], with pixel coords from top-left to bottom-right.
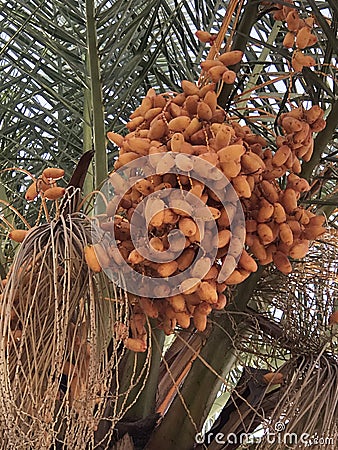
[[128, 325, 165, 418], [118, 323, 165, 419], [85, 0, 108, 188], [146, 271, 263, 450]]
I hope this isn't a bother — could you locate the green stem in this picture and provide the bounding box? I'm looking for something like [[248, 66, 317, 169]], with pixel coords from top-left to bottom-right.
[[236, 21, 282, 112], [316, 194, 338, 218], [83, 79, 94, 197], [0, 182, 13, 277], [85, 0, 107, 188], [146, 270, 263, 450], [218, 0, 259, 109], [0, 182, 10, 215]]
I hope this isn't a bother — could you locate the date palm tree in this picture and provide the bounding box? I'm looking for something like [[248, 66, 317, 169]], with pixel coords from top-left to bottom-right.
[[0, 1, 337, 449]]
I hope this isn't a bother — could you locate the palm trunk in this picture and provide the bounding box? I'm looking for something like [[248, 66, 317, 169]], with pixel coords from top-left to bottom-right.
[[146, 271, 263, 450]]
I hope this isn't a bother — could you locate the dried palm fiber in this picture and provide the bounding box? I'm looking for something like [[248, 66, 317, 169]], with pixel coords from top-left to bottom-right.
[[257, 233, 338, 449], [0, 211, 151, 449], [247, 230, 338, 355], [255, 353, 338, 450], [219, 231, 338, 449]]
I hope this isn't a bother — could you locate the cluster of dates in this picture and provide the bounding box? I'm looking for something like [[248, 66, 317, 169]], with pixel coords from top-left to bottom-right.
[[93, 69, 327, 349], [265, 0, 318, 71]]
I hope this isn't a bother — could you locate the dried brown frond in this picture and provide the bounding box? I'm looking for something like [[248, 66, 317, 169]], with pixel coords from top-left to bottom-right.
[[0, 214, 151, 448]]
